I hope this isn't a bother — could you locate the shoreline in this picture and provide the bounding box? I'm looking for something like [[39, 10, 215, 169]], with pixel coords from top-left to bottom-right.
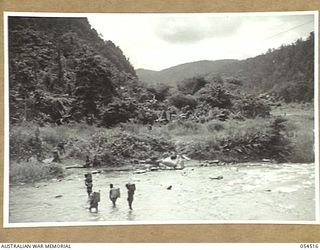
[[10, 154, 315, 186], [9, 159, 315, 186]]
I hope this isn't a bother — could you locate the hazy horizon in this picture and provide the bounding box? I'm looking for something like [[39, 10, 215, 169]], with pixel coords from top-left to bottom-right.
[[134, 59, 240, 71]]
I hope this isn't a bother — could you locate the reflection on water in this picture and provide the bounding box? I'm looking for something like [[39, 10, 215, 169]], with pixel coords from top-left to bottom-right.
[[127, 210, 135, 221], [9, 162, 316, 223]]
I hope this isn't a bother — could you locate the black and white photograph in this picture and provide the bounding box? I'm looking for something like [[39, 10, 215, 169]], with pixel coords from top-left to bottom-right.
[[4, 11, 319, 227]]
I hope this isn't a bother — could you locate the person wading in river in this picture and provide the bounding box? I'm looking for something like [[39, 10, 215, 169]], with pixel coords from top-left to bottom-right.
[[109, 184, 120, 207], [126, 183, 136, 210], [89, 191, 100, 212], [84, 173, 93, 197]]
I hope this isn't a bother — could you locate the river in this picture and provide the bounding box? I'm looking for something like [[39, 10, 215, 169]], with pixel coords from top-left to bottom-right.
[[8, 162, 316, 225]]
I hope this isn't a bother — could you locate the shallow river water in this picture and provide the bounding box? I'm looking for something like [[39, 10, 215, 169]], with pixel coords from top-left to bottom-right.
[[9, 162, 316, 225]]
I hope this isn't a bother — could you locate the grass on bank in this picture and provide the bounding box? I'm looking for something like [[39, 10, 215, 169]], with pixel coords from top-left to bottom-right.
[[9, 103, 315, 183], [278, 104, 314, 163], [10, 161, 64, 184], [120, 103, 314, 162]]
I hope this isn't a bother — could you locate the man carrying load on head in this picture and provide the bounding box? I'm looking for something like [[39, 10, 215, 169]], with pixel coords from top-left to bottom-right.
[[109, 184, 120, 207], [89, 190, 100, 212], [84, 173, 93, 197]]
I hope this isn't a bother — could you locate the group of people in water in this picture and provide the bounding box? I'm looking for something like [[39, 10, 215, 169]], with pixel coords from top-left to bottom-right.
[[80, 151, 190, 212], [84, 173, 135, 212]]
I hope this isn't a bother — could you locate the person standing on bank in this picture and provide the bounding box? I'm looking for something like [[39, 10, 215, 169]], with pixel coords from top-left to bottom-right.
[[109, 184, 120, 207], [126, 183, 136, 210]]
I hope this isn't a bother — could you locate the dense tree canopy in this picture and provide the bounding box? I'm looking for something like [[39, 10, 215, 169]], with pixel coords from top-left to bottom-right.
[[226, 32, 314, 101], [8, 17, 137, 124]]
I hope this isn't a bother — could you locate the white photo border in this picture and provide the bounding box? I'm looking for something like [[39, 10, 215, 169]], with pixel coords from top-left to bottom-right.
[[3, 10, 319, 228]]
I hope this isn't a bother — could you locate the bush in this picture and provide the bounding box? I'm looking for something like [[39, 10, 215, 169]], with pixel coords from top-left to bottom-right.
[[275, 81, 313, 103], [10, 123, 43, 161], [100, 98, 137, 127], [168, 120, 201, 133], [225, 77, 243, 86], [177, 76, 208, 95], [147, 83, 171, 101], [206, 120, 225, 132], [234, 96, 271, 118], [195, 84, 232, 109], [135, 107, 158, 125], [174, 117, 293, 162], [10, 161, 64, 183], [169, 93, 197, 109]]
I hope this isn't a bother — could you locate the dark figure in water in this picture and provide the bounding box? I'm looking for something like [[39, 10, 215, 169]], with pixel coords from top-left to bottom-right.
[[84, 173, 93, 197], [109, 184, 120, 207], [126, 183, 136, 210], [89, 191, 100, 212]]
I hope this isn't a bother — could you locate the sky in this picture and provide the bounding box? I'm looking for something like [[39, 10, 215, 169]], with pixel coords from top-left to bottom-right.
[[87, 13, 315, 71]]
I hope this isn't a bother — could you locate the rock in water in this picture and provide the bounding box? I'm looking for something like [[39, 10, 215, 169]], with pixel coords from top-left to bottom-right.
[[91, 170, 101, 174], [209, 176, 223, 180], [209, 160, 220, 164]]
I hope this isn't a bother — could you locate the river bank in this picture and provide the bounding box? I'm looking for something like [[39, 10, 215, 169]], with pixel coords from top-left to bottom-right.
[[10, 158, 276, 185], [9, 103, 314, 184]]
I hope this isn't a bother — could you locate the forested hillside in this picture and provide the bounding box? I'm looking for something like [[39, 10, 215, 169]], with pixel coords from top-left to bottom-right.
[[9, 17, 137, 124], [223, 32, 314, 101], [138, 33, 314, 103]]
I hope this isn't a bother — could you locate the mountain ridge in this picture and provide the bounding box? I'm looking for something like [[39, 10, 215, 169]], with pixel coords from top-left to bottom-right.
[[136, 59, 239, 85], [136, 33, 314, 98]]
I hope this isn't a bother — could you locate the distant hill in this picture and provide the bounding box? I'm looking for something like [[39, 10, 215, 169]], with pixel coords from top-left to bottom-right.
[[136, 59, 238, 86], [137, 33, 314, 100], [136, 69, 160, 84]]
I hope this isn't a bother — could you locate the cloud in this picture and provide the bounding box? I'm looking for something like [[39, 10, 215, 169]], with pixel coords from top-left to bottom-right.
[[155, 15, 243, 44], [88, 13, 315, 70]]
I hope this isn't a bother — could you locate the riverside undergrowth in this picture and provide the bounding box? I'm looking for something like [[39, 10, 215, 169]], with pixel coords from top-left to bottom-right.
[[9, 104, 314, 183]]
